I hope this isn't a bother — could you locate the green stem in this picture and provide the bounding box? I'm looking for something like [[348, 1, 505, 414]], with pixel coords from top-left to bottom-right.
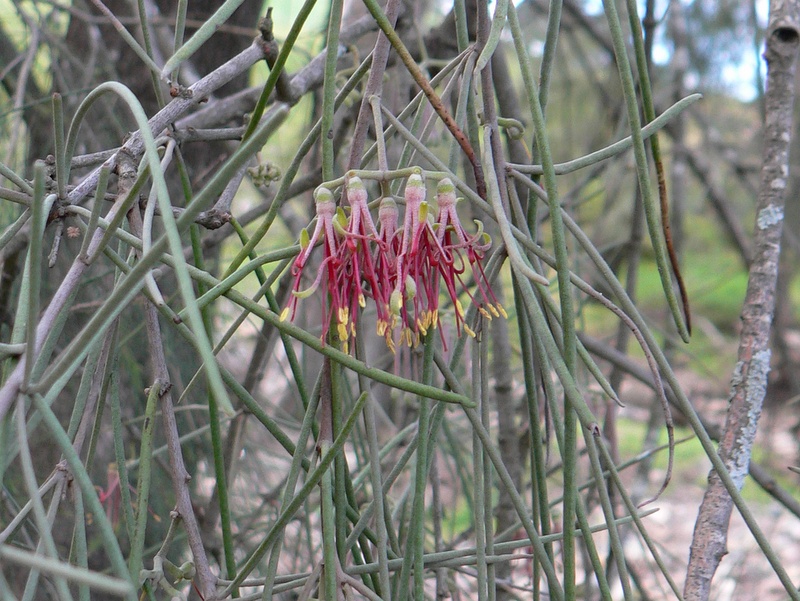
[[359, 0, 486, 197], [536, 0, 562, 111], [128, 380, 160, 581], [321, 0, 344, 181], [472, 336, 488, 601], [30, 394, 134, 593], [320, 440, 339, 601], [52, 94, 67, 199], [220, 392, 368, 596], [195, 229, 238, 595], [161, 0, 247, 78], [601, 0, 690, 341], [243, 0, 318, 141], [24, 164, 50, 388], [225, 55, 371, 276]]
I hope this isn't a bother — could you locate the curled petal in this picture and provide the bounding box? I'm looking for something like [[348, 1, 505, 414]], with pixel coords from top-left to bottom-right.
[[334, 207, 348, 236], [299, 227, 310, 250]]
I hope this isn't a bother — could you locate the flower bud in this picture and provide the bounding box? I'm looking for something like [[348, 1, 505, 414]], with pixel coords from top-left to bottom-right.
[[436, 178, 457, 208], [404, 173, 426, 205], [346, 175, 368, 205]]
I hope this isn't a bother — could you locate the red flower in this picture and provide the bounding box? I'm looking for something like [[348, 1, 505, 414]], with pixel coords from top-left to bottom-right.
[[375, 195, 401, 346], [333, 175, 383, 353], [281, 186, 341, 341], [282, 171, 505, 354], [388, 173, 439, 346], [433, 178, 507, 325]]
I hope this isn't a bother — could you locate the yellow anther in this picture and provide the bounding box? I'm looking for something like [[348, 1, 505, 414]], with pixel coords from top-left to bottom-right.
[[455, 299, 465, 318], [338, 323, 348, 341], [464, 324, 476, 338], [280, 307, 290, 322], [497, 304, 508, 319], [416, 318, 427, 336], [488, 304, 500, 318], [479, 307, 492, 319], [358, 293, 366, 308]]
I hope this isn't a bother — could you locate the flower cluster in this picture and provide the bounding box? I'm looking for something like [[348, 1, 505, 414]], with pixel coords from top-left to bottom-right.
[[281, 171, 505, 353]]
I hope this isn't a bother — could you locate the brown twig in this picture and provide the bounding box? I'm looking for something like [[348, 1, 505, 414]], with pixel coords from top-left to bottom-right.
[[346, 0, 402, 171], [129, 205, 217, 600]]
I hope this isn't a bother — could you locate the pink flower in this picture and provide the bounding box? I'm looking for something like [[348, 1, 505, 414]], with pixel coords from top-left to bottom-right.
[[433, 178, 507, 325], [282, 172, 505, 354], [333, 175, 384, 353], [375, 195, 401, 345], [390, 173, 440, 347], [281, 187, 342, 341]]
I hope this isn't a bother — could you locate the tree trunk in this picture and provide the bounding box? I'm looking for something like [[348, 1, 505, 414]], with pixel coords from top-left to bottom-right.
[[684, 2, 800, 599]]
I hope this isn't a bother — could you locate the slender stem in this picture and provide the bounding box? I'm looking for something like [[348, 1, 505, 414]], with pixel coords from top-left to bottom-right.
[[16, 397, 74, 601], [346, 0, 401, 170], [220, 392, 368, 596], [321, 0, 344, 181], [626, 0, 691, 335], [191, 225, 238, 593], [224, 55, 372, 277], [52, 93, 67, 199], [412, 338, 435, 601], [320, 441, 339, 601], [243, 0, 317, 141], [472, 336, 488, 601], [23, 164, 49, 388], [359, 0, 487, 198], [30, 394, 134, 594], [0, 544, 134, 598], [600, 0, 690, 341], [128, 380, 160, 581], [161, 0, 247, 77]]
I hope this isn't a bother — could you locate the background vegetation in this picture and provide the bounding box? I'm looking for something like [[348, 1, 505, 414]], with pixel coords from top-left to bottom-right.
[[1, 1, 799, 600]]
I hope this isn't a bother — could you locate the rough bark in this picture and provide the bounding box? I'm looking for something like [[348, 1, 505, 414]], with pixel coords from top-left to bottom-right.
[[684, 2, 800, 599]]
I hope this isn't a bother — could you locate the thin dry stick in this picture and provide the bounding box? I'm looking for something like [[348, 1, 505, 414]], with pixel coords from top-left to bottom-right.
[[360, 0, 486, 198], [346, 0, 401, 171], [130, 206, 216, 599], [141, 302, 217, 598], [684, 4, 800, 600], [0, 39, 269, 423]]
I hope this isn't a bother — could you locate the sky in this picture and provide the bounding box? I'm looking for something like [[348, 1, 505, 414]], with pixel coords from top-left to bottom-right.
[[271, 0, 772, 102]]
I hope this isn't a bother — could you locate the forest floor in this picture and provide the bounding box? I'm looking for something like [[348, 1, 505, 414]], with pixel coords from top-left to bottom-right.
[[604, 369, 800, 601]]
